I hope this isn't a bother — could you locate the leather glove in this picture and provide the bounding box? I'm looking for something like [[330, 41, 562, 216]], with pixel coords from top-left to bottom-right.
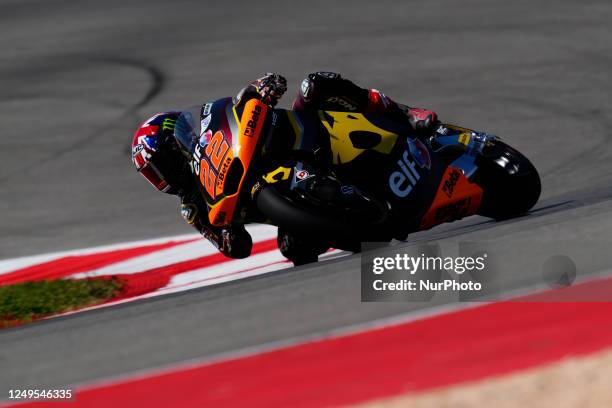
[[254, 73, 287, 107], [407, 107, 439, 134]]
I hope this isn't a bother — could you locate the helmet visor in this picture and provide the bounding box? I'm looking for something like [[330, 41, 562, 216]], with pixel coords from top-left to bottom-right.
[[138, 161, 170, 192]]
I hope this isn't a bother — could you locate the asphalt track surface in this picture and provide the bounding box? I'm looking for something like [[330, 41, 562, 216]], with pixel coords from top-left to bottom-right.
[[1, 0, 612, 394]]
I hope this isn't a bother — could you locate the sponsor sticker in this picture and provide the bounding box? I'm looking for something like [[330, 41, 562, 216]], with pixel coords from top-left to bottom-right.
[[200, 115, 212, 135], [341, 185, 355, 195], [442, 168, 461, 198], [326, 96, 357, 111], [316, 71, 339, 79], [436, 125, 449, 135], [199, 129, 212, 147], [263, 167, 292, 184], [131, 144, 144, 157], [294, 168, 313, 182], [216, 156, 232, 187], [161, 118, 176, 132], [300, 79, 311, 98], [434, 197, 472, 223], [202, 103, 213, 116], [244, 104, 262, 137], [191, 144, 203, 175], [458, 133, 471, 146], [407, 138, 431, 170], [389, 146, 426, 198]]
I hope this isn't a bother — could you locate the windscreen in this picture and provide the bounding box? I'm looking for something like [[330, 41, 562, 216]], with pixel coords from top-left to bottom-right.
[[173, 106, 202, 153]]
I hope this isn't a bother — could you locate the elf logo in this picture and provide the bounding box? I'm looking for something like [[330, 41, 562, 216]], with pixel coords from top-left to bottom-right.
[[389, 150, 422, 198]]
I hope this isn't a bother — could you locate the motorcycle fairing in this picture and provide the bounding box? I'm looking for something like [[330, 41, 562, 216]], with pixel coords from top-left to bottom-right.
[[318, 111, 399, 165], [419, 166, 483, 230], [432, 124, 497, 179], [204, 99, 269, 226]]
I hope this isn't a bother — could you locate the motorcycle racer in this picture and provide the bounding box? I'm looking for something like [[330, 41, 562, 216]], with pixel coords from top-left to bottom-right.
[[131, 72, 439, 261]]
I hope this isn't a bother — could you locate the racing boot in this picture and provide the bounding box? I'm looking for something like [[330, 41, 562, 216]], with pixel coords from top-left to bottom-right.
[[365, 89, 439, 134]]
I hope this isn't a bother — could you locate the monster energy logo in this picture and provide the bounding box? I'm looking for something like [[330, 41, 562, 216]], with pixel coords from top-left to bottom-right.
[[162, 118, 177, 132]]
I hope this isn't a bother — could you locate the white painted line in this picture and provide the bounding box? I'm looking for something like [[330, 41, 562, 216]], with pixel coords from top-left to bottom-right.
[[70, 226, 279, 279], [0, 234, 198, 275], [0, 224, 278, 276]]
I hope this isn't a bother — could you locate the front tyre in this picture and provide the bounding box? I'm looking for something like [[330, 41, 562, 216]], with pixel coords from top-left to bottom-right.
[[475, 140, 541, 220], [277, 228, 329, 266]]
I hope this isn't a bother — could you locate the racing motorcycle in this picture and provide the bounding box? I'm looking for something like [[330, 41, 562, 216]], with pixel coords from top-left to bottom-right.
[[174, 97, 541, 264]]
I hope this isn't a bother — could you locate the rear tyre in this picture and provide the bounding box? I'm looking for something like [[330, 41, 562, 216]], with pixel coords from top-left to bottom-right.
[[475, 140, 541, 220]]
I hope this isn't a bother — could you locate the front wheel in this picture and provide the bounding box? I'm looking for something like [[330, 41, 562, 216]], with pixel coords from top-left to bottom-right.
[[474, 140, 541, 220], [277, 228, 329, 266]]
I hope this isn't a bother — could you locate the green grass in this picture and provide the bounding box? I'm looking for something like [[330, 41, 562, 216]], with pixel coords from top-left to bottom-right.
[[0, 278, 124, 327]]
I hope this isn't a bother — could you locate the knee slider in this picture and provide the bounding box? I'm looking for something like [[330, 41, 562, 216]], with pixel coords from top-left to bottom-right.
[[180, 203, 198, 224]]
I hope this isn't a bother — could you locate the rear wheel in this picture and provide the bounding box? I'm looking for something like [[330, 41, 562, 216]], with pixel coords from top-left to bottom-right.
[[474, 140, 541, 220]]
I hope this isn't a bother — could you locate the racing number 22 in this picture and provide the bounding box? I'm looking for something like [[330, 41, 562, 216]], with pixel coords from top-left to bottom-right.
[[200, 130, 229, 199]]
